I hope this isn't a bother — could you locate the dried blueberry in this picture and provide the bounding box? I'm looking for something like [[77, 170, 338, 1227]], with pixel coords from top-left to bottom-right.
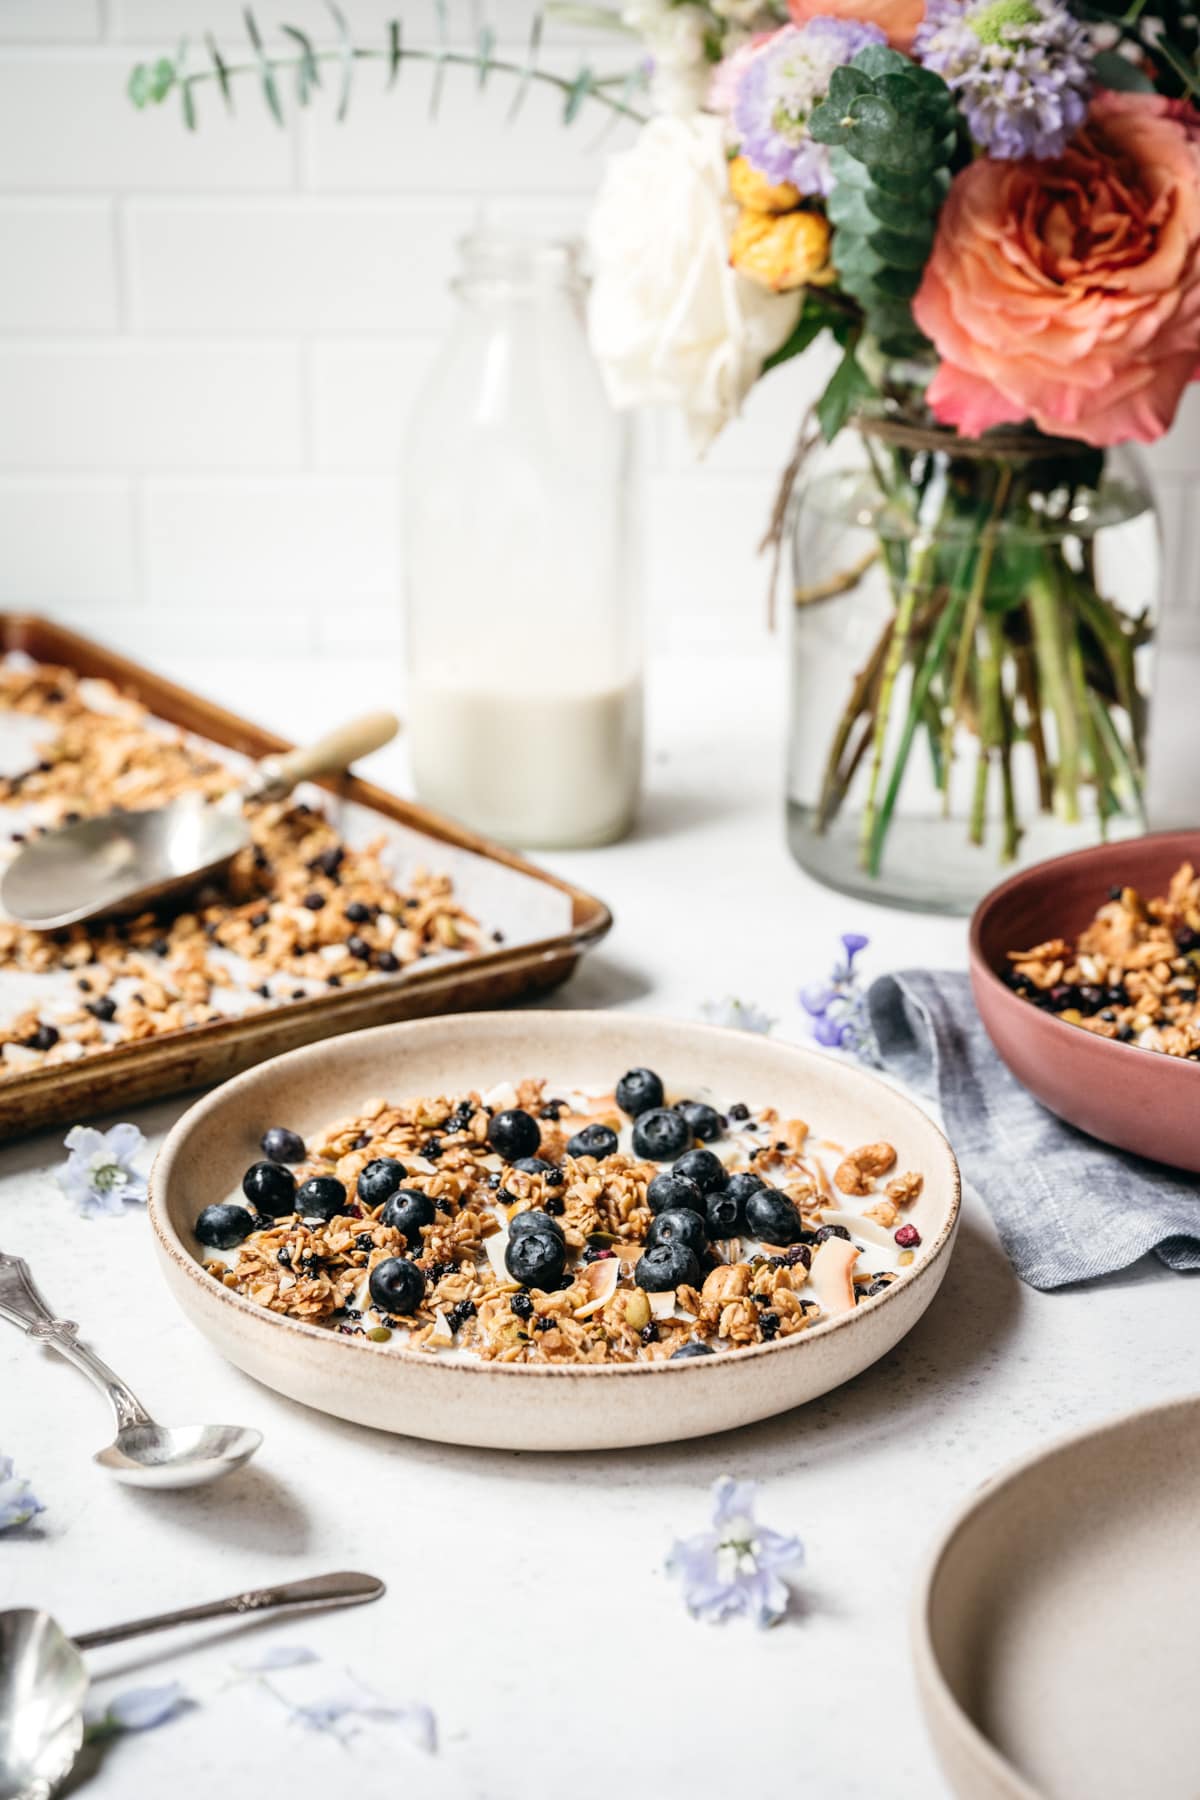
[[488, 1108, 541, 1162], [669, 1340, 715, 1359], [510, 1291, 535, 1320], [195, 1203, 255, 1250], [615, 1067, 665, 1117], [368, 1257, 425, 1315], [241, 1160, 297, 1218], [814, 1222, 852, 1243], [261, 1126, 306, 1164], [86, 995, 117, 1022]]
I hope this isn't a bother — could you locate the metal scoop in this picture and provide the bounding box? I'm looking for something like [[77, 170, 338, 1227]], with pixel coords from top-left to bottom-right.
[[0, 1572, 385, 1800], [0, 1253, 260, 1490], [0, 709, 398, 931]]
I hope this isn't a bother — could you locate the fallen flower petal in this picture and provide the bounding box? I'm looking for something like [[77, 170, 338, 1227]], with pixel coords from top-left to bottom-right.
[[667, 1476, 805, 1628], [57, 1122, 148, 1219], [0, 1454, 43, 1531]]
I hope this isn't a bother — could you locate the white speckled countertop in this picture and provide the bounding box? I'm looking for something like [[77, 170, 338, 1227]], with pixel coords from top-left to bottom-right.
[[2, 647, 1196, 1800]]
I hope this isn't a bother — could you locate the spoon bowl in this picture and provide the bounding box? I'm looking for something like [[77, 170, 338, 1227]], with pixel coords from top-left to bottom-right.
[[93, 1421, 263, 1489], [0, 1611, 86, 1800]]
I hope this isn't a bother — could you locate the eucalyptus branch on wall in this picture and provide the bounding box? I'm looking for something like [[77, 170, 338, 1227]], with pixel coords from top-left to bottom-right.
[[128, 3, 649, 129]]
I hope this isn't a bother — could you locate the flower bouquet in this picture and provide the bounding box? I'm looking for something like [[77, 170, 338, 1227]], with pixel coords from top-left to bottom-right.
[[584, 0, 1197, 904]]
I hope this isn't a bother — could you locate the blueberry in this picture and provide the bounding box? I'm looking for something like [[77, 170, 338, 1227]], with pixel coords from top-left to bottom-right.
[[505, 1229, 566, 1290], [1076, 983, 1105, 1012], [86, 995, 117, 1022], [513, 1157, 558, 1177], [634, 1240, 700, 1291], [814, 1222, 852, 1242], [647, 1207, 708, 1258], [566, 1122, 619, 1160], [631, 1107, 691, 1161], [673, 1147, 727, 1194], [195, 1203, 256, 1249], [706, 1189, 745, 1238], [670, 1340, 715, 1359], [678, 1100, 722, 1141], [241, 1160, 297, 1218], [379, 1187, 436, 1249], [488, 1108, 541, 1162], [745, 1186, 806, 1244], [261, 1126, 306, 1164], [296, 1176, 348, 1222], [646, 1170, 706, 1218], [508, 1207, 566, 1242], [724, 1170, 767, 1207], [356, 1157, 408, 1207], [368, 1257, 426, 1316], [615, 1066, 665, 1117]]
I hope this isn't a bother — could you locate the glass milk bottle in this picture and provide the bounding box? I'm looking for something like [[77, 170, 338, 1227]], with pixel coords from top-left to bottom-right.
[[403, 231, 643, 848]]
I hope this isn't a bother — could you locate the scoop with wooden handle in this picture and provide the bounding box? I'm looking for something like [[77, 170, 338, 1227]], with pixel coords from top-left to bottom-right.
[[0, 710, 399, 931]]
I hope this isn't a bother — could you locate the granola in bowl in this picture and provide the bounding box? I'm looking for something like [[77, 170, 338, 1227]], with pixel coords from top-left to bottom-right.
[[1003, 862, 1200, 1061], [197, 1067, 927, 1366], [0, 655, 488, 1080]]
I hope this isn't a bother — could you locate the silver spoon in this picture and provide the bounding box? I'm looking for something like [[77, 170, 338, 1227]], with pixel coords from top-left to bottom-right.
[[0, 1254, 260, 1489], [0, 709, 399, 931], [0, 1572, 385, 1800]]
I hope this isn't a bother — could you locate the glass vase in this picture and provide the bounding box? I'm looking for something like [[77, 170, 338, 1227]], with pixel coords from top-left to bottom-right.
[[403, 230, 643, 849], [785, 413, 1158, 913]]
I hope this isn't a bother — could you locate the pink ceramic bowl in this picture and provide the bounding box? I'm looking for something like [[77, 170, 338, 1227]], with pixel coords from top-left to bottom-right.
[[969, 829, 1200, 1171]]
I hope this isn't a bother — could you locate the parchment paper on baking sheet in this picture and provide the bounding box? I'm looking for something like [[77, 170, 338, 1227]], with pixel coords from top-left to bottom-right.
[[0, 655, 573, 1072]]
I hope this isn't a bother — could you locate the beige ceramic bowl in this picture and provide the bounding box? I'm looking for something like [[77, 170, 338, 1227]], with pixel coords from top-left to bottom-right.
[[914, 1393, 1200, 1800], [150, 1011, 961, 1451]]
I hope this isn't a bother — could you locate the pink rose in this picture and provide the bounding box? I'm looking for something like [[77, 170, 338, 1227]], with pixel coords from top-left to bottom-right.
[[787, 0, 924, 51], [913, 92, 1200, 448]]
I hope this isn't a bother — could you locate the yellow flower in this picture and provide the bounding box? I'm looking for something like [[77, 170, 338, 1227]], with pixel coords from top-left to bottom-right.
[[729, 208, 834, 293], [728, 155, 801, 215]]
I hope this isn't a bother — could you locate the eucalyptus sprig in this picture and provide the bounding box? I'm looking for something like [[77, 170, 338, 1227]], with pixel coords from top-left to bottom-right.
[[128, 3, 649, 130]]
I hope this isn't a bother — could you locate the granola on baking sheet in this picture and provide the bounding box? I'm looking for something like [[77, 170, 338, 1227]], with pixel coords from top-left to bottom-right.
[[1004, 865, 1200, 1061], [197, 1070, 927, 1366], [0, 656, 486, 1080]]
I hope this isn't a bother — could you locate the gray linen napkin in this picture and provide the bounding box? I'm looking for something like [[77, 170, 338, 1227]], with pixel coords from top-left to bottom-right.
[[867, 970, 1200, 1288]]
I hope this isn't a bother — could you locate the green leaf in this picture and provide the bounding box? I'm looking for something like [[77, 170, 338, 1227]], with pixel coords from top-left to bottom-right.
[[868, 224, 934, 268], [243, 8, 284, 125], [281, 24, 321, 103], [761, 291, 853, 376], [507, 10, 543, 123], [852, 43, 910, 78], [476, 22, 496, 87], [563, 65, 594, 123], [206, 31, 234, 109], [325, 0, 354, 120], [128, 55, 177, 106], [387, 17, 402, 88], [1092, 47, 1155, 90], [827, 65, 873, 106], [816, 346, 875, 442], [429, 0, 448, 119]]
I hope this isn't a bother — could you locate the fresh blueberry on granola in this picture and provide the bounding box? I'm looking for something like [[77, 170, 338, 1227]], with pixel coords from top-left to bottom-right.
[[677, 1100, 722, 1141], [200, 1070, 926, 1363], [615, 1067, 664, 1116], [261, 1126, 307, 1164], [195, 1203, 255, 1250], [241, 1160, 296, 1218], [357, 1156, 408, 1206]]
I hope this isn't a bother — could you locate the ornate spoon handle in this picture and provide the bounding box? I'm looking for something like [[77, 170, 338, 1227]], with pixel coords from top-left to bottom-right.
[[0, 1251, 153, 1432], [73, 1572, 386, 1650]]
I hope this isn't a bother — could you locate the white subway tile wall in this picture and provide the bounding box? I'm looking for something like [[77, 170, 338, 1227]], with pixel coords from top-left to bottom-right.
[[0, 0, 1197, 671]]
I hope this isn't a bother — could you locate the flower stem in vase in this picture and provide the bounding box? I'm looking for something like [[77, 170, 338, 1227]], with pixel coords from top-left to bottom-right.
[[1026, 560, 1082, 824]]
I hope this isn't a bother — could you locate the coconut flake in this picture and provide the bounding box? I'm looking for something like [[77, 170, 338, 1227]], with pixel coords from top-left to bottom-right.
[[484, 1232, 516, 1288], [573, 1257, 620, 1319], [648, 1288, 679, 1320], [809, 1236, 859, 1316], [427, 1308, 454, 1348]]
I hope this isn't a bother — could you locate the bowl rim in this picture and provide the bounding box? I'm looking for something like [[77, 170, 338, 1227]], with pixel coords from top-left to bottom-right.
[[149, 1009, 962, 1384], [968, 827, 1200, 1076], [910, 1391, 1200, 1800]]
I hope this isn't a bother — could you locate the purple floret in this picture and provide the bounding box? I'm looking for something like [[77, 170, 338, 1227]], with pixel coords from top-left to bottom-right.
[[733, 18, 887, 196], [915, 0, 1093, 159]]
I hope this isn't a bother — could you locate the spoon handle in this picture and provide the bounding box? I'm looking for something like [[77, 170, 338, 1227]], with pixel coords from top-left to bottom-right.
[[73, 1571, 385, 1651], [0, 1253, 153, 1433], [250, 711, 400, 802]]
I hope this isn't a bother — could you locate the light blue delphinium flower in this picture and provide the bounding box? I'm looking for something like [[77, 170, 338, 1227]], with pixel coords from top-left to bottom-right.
[[734, 18, 887, 193], [86, 1682, 193, 1740], [915, 0, 1092, 158], [700, 997, 775, 1034], [0, 1454, 43, 1531], [667, 1477, 805, 1628], [800, 932, 880, 1065], [57, 1122, 147, 1218]]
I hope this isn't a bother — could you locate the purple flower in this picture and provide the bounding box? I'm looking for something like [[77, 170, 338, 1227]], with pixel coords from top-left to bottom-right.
[[0, 1454, 43, 1530], [667, 1477, 805, 1628], [915, 0, 1093, 159], [734, 18, 887, 194], [86, 1682, 192, 1739], [57, 1123, 147, 1219], [247, 1652, 437, 1753], [801, 932, 880, 1065]]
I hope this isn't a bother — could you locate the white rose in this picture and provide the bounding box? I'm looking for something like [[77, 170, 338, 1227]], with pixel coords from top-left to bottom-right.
[[586, 114, 802, 453]]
